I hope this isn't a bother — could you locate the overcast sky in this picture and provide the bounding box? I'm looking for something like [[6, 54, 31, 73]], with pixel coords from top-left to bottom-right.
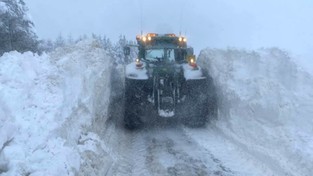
[[25, 0, 313, 64]]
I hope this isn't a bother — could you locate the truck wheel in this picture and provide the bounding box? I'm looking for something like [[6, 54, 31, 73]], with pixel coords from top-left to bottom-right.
[[124, 78, 147, 130], [124, 109, 142, 130], [183, 78, 210, 127]]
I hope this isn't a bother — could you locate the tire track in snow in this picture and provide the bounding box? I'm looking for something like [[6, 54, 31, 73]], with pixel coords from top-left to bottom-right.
[[105, 124, 235, 176], [135, 127, 234, 176], [182, 125, 283, 176]]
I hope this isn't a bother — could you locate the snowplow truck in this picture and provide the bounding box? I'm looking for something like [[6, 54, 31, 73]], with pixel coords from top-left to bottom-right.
[[123, 33, 217, 129]]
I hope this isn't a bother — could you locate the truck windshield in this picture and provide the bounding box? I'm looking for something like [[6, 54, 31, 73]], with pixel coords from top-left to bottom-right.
[[145, 49, 175, 62]]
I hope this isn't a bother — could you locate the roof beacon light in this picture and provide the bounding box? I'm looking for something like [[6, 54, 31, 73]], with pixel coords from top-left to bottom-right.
[[147, 33, 157, 37], [166, 33, 176, 37]]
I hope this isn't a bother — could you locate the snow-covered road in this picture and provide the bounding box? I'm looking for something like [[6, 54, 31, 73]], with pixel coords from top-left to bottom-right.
[[105, 125, 235, 176], [97, 114, 279, 176]]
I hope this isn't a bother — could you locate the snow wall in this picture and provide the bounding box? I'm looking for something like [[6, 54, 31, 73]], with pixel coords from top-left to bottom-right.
[[0, 40, 113, 175], [198, 48, 313, 176]]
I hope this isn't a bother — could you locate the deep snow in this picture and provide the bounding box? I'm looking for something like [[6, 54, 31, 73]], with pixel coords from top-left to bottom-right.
[[1, 41, 313, 176], [0, 40, 113, 175], [198, 48, 313, 176]]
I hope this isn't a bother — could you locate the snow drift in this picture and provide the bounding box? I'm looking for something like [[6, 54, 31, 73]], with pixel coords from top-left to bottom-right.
[[0, 40, 113, 175], [198, 48, 313, 176]]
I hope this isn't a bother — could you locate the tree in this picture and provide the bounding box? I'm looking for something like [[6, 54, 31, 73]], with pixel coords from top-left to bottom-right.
[[38, 39, 54, 53], [54, 34, 65, 48], [67, 34, 74, 45], [101, 35, 113, 51], [112, 35, 128, 64], [0, 0, 38, 55]]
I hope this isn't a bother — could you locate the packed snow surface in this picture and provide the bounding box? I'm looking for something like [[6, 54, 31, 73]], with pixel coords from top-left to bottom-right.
[[1, 42, 312, 176]]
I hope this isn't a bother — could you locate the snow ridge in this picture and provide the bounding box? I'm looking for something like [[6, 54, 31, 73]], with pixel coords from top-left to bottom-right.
[[199, 48, 313, 176], [0, 39, 113, 175]]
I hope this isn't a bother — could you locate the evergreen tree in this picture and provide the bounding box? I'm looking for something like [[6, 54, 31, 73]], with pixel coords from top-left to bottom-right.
[[67, 34, 74, 45], [38, 39, 54, 53], [54, 34, 65, 48], [0, 0, 38, 55], [112, 35, 128, 64], [102, 36, 113, 51]]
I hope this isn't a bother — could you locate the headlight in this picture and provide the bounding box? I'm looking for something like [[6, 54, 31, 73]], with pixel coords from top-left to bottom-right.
[[135, 58, 143, 68], [190, 58, 195, 64]]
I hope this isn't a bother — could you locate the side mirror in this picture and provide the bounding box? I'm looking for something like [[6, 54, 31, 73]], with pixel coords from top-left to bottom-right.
[[123, 46, 131, 56], [187, 47, 194, 55]]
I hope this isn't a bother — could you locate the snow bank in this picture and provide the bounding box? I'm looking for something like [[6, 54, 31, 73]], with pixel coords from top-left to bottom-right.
[[199, 48, 313, 176], [0, 40, 113, 175]]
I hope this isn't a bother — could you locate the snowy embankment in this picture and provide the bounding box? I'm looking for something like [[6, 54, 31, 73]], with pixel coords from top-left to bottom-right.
[[198, 48, 313, 176], [0, 40, 113, 175]]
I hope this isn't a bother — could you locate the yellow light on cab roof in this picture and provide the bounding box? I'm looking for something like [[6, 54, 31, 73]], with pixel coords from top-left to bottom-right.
[[147, 33, 157, 37]]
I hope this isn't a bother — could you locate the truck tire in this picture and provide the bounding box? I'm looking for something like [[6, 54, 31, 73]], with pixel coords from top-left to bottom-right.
[[124, 78, 148, 129], [183, 78, 211, 127]]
